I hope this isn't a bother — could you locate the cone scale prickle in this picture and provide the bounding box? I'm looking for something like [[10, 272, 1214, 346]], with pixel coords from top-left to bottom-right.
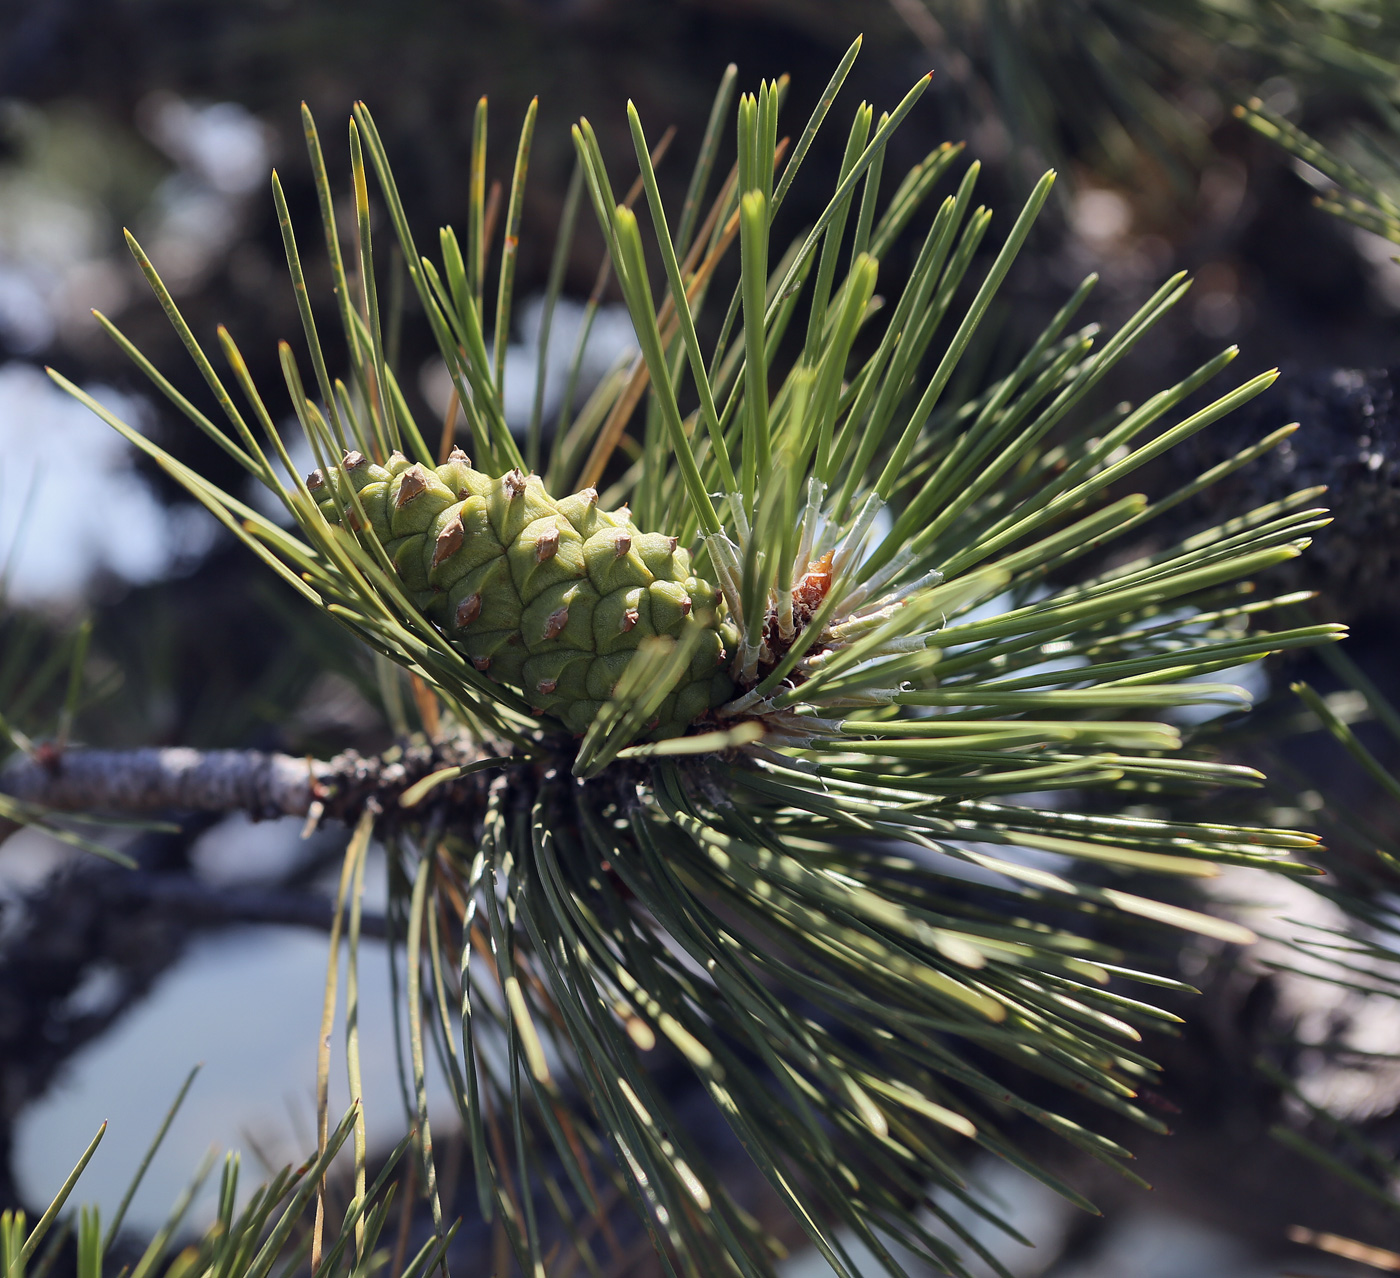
[[309, 448, 735, 737]]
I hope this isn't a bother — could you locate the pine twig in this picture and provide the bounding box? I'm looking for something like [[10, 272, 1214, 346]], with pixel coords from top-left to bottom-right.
[[2, 748, 327, 820], [0, 742, 504, 840]]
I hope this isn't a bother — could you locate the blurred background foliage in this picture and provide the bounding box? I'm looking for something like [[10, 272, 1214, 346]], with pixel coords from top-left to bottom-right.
[[5, 1, 1400, 1274]]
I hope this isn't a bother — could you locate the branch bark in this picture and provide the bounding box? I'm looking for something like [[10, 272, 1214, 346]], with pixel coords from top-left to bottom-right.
[[2, 748, 327, 820], [0, 740, 497, 839]]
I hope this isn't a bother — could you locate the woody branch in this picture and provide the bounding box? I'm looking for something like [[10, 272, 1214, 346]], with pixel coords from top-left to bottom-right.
[[0, 740, 496, 841]]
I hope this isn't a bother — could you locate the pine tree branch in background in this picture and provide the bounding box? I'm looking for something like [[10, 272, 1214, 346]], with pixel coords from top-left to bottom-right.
[[99, 871, 389, 938]]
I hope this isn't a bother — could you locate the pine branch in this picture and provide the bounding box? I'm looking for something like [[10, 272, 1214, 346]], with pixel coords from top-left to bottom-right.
[[0, 742, 501, 837], [13, 55, 1349, 1275], [1, 748, 325, 819]]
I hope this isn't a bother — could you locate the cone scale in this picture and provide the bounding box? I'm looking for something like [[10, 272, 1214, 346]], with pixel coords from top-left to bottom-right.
[[311, 448, 734, 737]]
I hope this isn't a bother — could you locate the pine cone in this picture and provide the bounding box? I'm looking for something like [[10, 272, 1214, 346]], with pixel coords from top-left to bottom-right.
[[309, 448, 734, 737]]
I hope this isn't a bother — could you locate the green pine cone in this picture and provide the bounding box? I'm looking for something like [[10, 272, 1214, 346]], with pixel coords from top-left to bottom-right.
[[308, 448, 735, 737]]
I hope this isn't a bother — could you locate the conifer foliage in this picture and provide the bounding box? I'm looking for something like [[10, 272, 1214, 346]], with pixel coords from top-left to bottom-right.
[[45, 40, 1345, 1276]]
